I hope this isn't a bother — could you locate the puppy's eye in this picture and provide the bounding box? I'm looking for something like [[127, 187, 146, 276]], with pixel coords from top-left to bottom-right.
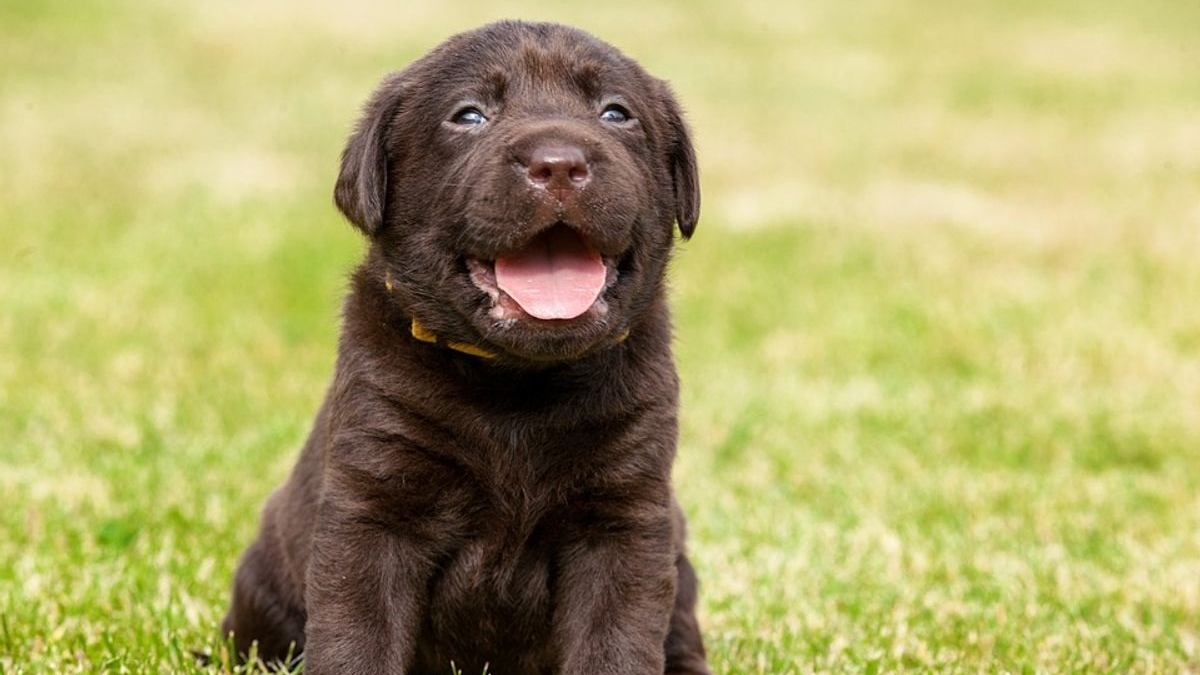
[[452, 107, 488, 126], [599, 104, 631, 124]]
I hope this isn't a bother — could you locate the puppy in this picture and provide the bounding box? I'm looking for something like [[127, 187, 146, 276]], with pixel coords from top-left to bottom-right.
[[222, 20, 708, 675]]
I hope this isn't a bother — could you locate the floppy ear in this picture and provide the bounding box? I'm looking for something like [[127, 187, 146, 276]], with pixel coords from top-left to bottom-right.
[[660, 84, 701, 239], [334, 73, 405, 237]]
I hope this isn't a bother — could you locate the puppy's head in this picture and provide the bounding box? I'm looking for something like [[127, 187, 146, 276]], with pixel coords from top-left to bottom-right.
[[335, 21, 699, 363]]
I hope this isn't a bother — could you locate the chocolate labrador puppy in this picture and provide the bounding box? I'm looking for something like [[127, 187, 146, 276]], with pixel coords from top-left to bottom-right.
[[221, 20, 707, 675]]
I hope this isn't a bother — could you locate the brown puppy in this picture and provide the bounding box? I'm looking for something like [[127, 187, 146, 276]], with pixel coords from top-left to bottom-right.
[[221, 20, 707, 675]]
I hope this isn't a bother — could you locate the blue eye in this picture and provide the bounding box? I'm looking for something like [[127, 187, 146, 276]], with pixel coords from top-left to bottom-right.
[[600, 104, 631, 124], [452, 107, 487, 125]]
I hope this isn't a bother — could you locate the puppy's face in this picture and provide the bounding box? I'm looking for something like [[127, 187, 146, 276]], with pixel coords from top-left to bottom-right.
[[335, 22, 699, 362]]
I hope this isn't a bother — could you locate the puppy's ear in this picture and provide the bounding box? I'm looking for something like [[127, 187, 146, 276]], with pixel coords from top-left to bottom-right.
[[334, 73, 405, 237], [660, 83, 701, 239]]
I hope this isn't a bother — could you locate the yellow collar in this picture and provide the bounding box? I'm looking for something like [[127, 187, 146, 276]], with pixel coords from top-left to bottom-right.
[[410, 318, 631, 360], [388, 270, 629, 360], [410, 318, 499, 359]]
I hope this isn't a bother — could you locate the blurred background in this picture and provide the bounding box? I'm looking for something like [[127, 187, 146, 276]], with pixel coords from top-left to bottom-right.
[[2, 0, 1199, 673]]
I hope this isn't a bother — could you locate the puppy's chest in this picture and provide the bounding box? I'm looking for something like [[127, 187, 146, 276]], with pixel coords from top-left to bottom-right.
[[419, 439, 585, 650], [421, 497, 564, 668], [434, 509, 559, 602], [445, 459, 573, 598]]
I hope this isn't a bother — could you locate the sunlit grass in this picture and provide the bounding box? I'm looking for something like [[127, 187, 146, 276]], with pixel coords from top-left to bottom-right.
[[2, 0, 1199, 673]]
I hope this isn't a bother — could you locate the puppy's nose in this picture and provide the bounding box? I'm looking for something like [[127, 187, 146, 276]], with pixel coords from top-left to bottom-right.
[[526, 145, 590, 200]]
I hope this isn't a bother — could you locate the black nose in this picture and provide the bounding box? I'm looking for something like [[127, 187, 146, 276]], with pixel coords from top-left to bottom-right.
[[526, 145, 590, 200]]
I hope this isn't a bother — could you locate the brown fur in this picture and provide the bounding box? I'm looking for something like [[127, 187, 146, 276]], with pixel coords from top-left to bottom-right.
[[221, 21, 708, 675]]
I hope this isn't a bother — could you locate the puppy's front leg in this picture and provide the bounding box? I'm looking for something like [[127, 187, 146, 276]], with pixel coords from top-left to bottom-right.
[[302, 506, 430, 675], [555, 511, 677, 675]]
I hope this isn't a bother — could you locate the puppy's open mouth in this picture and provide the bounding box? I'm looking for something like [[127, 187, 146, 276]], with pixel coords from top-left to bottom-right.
[[467, 224, 614, 322]]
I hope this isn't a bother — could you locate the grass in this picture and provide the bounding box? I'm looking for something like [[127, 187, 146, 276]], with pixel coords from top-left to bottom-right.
[[2, 0, 1199, 673]]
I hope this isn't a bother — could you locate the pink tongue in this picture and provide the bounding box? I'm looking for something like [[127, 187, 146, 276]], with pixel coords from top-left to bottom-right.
[[494, 225, 607, 320]]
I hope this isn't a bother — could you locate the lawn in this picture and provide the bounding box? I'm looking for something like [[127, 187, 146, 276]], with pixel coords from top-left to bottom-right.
[[2, 0, 1199, 673]]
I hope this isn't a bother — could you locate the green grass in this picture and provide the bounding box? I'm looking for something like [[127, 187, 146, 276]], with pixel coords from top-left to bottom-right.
[[3, 0, 1199, 673]]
